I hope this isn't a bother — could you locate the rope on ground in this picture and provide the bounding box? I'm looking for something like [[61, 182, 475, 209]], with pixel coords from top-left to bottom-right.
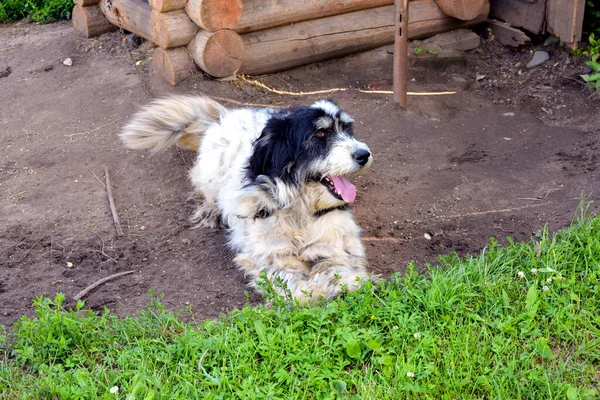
[[239, 76, 457, 97]]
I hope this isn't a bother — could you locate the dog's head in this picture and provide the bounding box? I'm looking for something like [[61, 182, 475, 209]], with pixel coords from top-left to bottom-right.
[[248, 100, 372, 213]]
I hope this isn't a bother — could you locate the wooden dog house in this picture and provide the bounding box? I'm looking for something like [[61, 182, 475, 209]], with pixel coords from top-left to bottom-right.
[[72, 0, 586, 86]]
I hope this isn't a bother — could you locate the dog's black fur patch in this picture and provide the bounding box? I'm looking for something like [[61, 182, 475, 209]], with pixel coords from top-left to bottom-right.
[[247, 105, 353, 186]]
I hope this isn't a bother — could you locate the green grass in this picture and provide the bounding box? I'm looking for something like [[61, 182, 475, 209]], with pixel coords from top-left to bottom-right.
[[1, 206, 599, 399], [0, 0, 72, 24], [585, 0, 600, 36]]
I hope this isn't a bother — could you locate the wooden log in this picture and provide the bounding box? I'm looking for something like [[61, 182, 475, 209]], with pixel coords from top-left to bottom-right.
[[234, 0, 395, 34], [434, 0, 488, 21], [240, 0, 489, 75], [74, 0, 100, 6], [72, 5, 116, 38], [152, 47, 197, 85], [149, 0, 187, 13], [546, 0, 586, 47], [187, 29, 244, 78], [489, 0, 546, 35], [151, 10, 198, 49], [185, 0, 243, 32], [487, 19, 530, 48], [99, 0, 153, 42]]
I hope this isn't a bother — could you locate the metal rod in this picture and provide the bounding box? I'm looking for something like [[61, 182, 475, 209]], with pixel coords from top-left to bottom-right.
[[393, 0, 409, 108]]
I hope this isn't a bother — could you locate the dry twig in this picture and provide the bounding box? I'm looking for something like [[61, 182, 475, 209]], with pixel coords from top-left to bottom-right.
[[362, 237, 410, 243], [104, 166, 124, 237], [65, 118, 122, 137], [5, 238, 43, 265], [73, 270, 135, 301]]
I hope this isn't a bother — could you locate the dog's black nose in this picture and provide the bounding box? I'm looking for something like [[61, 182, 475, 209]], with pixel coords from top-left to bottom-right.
[[353, 149, 371, 166]]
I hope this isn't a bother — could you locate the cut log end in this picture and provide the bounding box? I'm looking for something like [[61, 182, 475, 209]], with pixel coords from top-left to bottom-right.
[[188, 29, 244, 78], [185, 0, 243, 32], [153, 47, 197, 85], [72, 5, 116, 38]]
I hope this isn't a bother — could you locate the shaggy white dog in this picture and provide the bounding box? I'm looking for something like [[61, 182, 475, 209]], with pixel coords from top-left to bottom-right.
[[120, 96, 374, 301]]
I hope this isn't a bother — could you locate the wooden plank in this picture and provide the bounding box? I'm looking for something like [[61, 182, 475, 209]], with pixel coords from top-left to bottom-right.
[[546, 0, 586, 46], [434, 0, 488, 21], [240, 0, 489, 75], [72, 5, 116, 38], [152, 47, 197, 85], [149, 0, 187, 12], [487, 19, 530, 47], [489, 0, 546, 34]]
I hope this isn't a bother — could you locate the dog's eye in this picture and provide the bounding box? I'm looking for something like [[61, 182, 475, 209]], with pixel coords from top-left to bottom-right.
[[315, 131, 325, 138]]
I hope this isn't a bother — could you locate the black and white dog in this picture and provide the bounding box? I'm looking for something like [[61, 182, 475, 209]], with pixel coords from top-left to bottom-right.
[[120, 96, 374, 301]]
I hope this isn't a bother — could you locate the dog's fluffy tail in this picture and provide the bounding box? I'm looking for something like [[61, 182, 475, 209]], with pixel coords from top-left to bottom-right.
[[120, 96, 227, 153]]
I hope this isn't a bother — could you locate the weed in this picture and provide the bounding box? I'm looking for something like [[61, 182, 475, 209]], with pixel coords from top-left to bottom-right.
[[584, 0, 600, 36], [579, 34, 600, 90], [0, 0, 72, 24], [1, 204, 599, 399], [412, 41, 440, 56]]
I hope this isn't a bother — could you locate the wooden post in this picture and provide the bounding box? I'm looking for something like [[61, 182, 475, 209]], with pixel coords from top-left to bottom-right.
[[393, 0, 408, 108], [546, 0, 586, 48]]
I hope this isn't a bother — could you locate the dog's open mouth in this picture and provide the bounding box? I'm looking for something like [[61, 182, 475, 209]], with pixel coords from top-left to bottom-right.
[[320, 176, 357, 203]]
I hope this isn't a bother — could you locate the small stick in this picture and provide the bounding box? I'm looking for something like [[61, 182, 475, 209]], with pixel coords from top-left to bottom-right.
[[104, 166, 124, 237], [362, 237, 410, 243], [5, 238, 43, 264], [90, 249, 118, 263], [73, 270, 135, 301], [64, 118, 122, 137]]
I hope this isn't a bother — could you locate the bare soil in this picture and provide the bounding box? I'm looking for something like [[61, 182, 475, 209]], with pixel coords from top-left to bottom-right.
[[1, 21, 599, 326]]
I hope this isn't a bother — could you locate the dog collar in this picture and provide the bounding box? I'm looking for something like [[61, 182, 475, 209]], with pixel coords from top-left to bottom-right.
[[237, 205, 349, 221], [313, 204, 350, 218]]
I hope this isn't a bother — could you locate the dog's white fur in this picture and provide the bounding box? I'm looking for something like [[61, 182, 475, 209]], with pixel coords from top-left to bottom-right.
[[120, 96, 374, 302]]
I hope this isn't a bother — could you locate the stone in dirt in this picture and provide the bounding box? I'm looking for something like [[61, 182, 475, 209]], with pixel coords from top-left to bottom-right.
[[405, 29, 480, 70], [418, 29, 481, 52], [526, 51, 549, 69]]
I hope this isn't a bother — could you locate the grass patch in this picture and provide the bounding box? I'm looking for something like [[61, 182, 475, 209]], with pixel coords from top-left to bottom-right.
[[1, 206, 599, 399], [0, 0, 72, 24]]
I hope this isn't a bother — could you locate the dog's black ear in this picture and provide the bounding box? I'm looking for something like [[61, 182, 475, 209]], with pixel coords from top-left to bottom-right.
[[248, 116, 302, 185]]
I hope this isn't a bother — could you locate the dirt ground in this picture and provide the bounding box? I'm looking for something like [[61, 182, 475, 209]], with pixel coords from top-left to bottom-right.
[[1, 21, 599, 326]]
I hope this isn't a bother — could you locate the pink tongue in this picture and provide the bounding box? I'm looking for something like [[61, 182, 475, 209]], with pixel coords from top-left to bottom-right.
[[329, 176, 357, 203]]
